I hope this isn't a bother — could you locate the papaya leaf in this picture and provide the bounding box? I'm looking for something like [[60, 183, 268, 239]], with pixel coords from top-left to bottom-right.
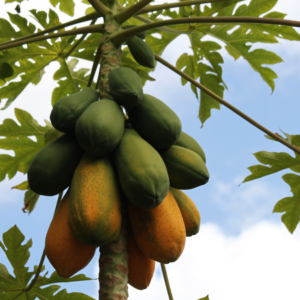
[[12, 180, 28, 191], [198, 296, 210, 300], [0, 226, 95, 300], [5, 0, 24, 3], [49, 0, 75, 17], [51, 58, 91, 106], [44, 121, 63, 145], [0, 62, 14, 81], [273, 174, 300, 233]]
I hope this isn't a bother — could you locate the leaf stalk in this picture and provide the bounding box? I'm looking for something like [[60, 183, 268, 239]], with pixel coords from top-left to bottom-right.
[[161, 263, 174, 300], [155, 54, 300, 155], [87, 0, 112, 16]]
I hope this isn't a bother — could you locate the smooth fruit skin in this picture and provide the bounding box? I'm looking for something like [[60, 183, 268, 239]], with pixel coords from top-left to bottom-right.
[[108, 67, 143, 109], [160, 145, 209, 189], [27, 134, 85, 196], [45, 189, 96, 278], [126, 36, 155, 68], [50, 87, 99, 133], [128, 94, 182, 150], [175, 131, 206, 163], [127, 191, 186, 264], [75, 99, 124, 157], [169, 187, 201, 236], [128, 223, 155, 290], [68, 153, 122, 247], [113, 129, 169, 209]]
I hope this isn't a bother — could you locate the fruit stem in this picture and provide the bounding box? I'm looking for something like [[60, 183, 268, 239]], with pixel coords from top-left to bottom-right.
[[0, 25, 104, 51], [138, 0, 244, 14], [114, 0, 153, 24], [110, 16, 300, 47], [161, 263, 174, 300], [155, 53, 300, 156], [23, 192, 64, 293], [62, 19, 98, 59]]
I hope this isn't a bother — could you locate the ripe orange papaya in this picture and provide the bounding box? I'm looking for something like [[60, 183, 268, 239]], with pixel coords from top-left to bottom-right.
[[127, 223, 155, 290], [169, 187, 201, 237], [127, 190, 186, 264], [45, 190, 96, 278], [68, 153, 122, 247]]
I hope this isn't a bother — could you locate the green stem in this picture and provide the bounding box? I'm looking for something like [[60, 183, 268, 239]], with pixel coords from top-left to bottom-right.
[[0, 25, 104, 51], [114, 0, 153, 24], [88, 0, 112, 16], [23, 192, 64, 293], [87, 42, 103, 87], [62, 19, 98, 59], [161, 263, 174, 300], [0, 12, 99, 48], [111, 16, 300, 46], [138, 0, 244, 14], [155, 54, 300, 155]]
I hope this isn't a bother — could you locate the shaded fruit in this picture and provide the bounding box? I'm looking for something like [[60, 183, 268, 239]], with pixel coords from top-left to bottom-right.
[[68, 154, 122, 247], [128, 222, 155, 290], [108, 67, 143, 109], [28, 134, 84, 196], [169, 187, 201, 236], [175, 131, 206, 163], [127, 36, 155, 68], [45, 190, 96, 278], [160, 145, 209, 189], [113, 129, 169, 209], [75, 99, 124, 157], [128, 94, 182, 149], [50, 87, 99, 133], [122, 25, 147, 39], [127, 190, 186, 264]]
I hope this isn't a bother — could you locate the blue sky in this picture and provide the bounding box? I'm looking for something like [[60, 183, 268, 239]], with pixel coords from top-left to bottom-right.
[[1, 0, 300, 299]]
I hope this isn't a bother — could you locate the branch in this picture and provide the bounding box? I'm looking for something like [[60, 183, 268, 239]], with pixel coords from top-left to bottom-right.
[[155, 54, 300, 155], [111, 16, 300, 46], [138, 0, 244, 14], [0, 12, 99, 48], [161, 263, 174, 300], [0, 25, 104, 51], [62, 19, 98, 59], [88, 0, 111, 16], [114, 0, 153, 24]]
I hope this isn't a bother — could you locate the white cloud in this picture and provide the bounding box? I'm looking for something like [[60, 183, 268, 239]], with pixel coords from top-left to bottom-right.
[[119, 221, 300, 300]]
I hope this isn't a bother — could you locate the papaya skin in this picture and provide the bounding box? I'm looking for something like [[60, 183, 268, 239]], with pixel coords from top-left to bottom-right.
[[169, 187, 201, 236], [127, 223, 155, 290], [68, 154, 122, 247], [45, 190, 96, 278], [127, 190, 186, 264]]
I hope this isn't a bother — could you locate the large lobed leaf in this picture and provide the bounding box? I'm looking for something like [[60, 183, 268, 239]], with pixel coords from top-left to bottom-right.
[[0, 225, 95, 300], [243, 132, 300, 233]]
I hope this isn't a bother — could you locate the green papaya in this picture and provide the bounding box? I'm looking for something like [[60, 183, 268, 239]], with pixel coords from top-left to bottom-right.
[[75, 99, 125, 157], [113, 129, 169, 208], [50, 88, 99, 133], [175, 131, 206, 163], [108, 67, 143, 109], [122, 25, 147, 40], [128, 94, 182, 149], [126, 36, 155, 69], [28, 134, 85, 196], [160, 145, 209, 189]]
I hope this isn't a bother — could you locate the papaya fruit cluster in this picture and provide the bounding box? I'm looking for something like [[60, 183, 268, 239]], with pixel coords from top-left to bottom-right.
[[28, 33, 209, 290]]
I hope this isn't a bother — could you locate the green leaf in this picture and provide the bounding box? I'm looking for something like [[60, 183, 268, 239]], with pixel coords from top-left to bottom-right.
[[49, 0, 75, 16], [51, 58, 91, 106], [273, 173, 300, 233], [0, 108, 47, 181], [44, 121, 63, 145], [12, 180, 28, 191], [198, 296, 209, 300], [0, 62, 14, 81], [5, 0, 24, 3]]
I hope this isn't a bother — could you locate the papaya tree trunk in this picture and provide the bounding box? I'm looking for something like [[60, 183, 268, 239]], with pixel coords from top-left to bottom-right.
[[97, 1, 129, 299]]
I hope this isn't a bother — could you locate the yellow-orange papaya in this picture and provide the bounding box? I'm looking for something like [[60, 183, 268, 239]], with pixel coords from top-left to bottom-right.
[[45, 190, 96, 278], [68, 153, 122, 247], [127, 190, 186, 264], [127, 223, 155, 290], [169, 187, 201, 237]]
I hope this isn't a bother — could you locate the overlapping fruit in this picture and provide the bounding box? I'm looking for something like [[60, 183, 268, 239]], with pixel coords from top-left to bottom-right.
[[28, 34, 209, 290]]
